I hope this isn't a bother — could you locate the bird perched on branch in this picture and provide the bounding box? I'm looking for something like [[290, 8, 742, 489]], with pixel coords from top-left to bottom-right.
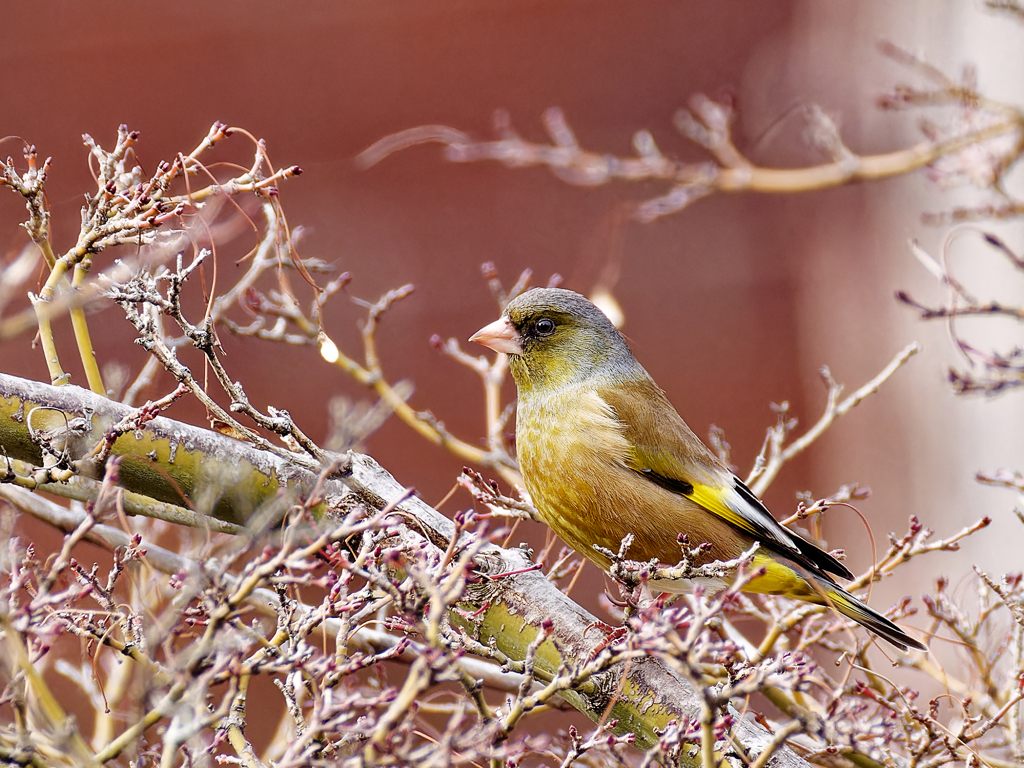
[[470, 287, 924, 652]]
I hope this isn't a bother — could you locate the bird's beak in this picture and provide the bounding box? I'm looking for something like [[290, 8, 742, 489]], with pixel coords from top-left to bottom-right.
[[470, 316, 523, 355]]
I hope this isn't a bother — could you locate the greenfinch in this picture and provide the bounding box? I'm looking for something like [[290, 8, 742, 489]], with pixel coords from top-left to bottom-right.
[[470, 287, 925, 652]]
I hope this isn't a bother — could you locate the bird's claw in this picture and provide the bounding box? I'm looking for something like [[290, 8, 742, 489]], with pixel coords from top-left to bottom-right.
[[583, 620, 629, 661]]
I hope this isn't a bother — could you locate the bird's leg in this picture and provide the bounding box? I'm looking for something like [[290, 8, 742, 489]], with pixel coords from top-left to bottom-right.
[[583, 619, 629, 659], [582, 587, 629, 654], [581, 537, 663, 657]]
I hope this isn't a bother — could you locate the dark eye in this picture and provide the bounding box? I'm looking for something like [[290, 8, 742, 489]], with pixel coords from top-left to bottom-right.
[[535, 317, 556, 336]]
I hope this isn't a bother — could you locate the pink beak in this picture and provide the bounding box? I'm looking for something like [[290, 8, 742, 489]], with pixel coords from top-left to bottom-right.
[[469, 316, 523, 355]]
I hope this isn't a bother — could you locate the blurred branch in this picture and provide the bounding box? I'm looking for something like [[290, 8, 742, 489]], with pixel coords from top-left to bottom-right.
[[899, 233, 1024, 395], [987, 0, 1024, 19], [746, 343, 920, 496], [358, 44, 1024, 222], [978, 466, 1024, 494]]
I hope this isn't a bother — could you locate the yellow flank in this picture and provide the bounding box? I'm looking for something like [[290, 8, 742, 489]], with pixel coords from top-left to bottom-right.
[[746, 553, 904, 643], [747, 554, 820, 599]]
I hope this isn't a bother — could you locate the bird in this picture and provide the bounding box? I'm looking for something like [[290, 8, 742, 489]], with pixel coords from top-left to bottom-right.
[[470, 287, 925, 652]]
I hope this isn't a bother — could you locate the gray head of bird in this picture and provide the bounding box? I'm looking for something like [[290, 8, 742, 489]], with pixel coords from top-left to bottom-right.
[[470, 288, 639, 394]]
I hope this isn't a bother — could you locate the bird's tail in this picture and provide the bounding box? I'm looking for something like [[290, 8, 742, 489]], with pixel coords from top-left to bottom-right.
[[748, 555, 925, 651], [813, 577, 927, 652]]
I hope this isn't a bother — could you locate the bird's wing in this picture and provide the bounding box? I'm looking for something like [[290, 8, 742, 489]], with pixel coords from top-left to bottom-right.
[[598, 380, 854, 580]]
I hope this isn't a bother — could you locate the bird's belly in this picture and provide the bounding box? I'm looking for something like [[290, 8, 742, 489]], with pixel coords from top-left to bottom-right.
[[517, 390, 631, 560], [516, 390, 752, 574]]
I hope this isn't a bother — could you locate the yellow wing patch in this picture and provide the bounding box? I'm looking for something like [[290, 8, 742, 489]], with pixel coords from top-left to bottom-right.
[[688, 482, 763, 541]]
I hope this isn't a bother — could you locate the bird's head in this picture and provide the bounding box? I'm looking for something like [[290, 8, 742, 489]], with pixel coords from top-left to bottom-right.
[[470, 287, 638, 394]]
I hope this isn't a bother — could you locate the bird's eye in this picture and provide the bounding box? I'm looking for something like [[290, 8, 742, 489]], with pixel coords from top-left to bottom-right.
[[534, 318, 556, 336]]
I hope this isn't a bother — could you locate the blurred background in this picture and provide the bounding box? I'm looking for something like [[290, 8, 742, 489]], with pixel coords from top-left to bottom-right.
[[3, 0, 1023, 711]]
